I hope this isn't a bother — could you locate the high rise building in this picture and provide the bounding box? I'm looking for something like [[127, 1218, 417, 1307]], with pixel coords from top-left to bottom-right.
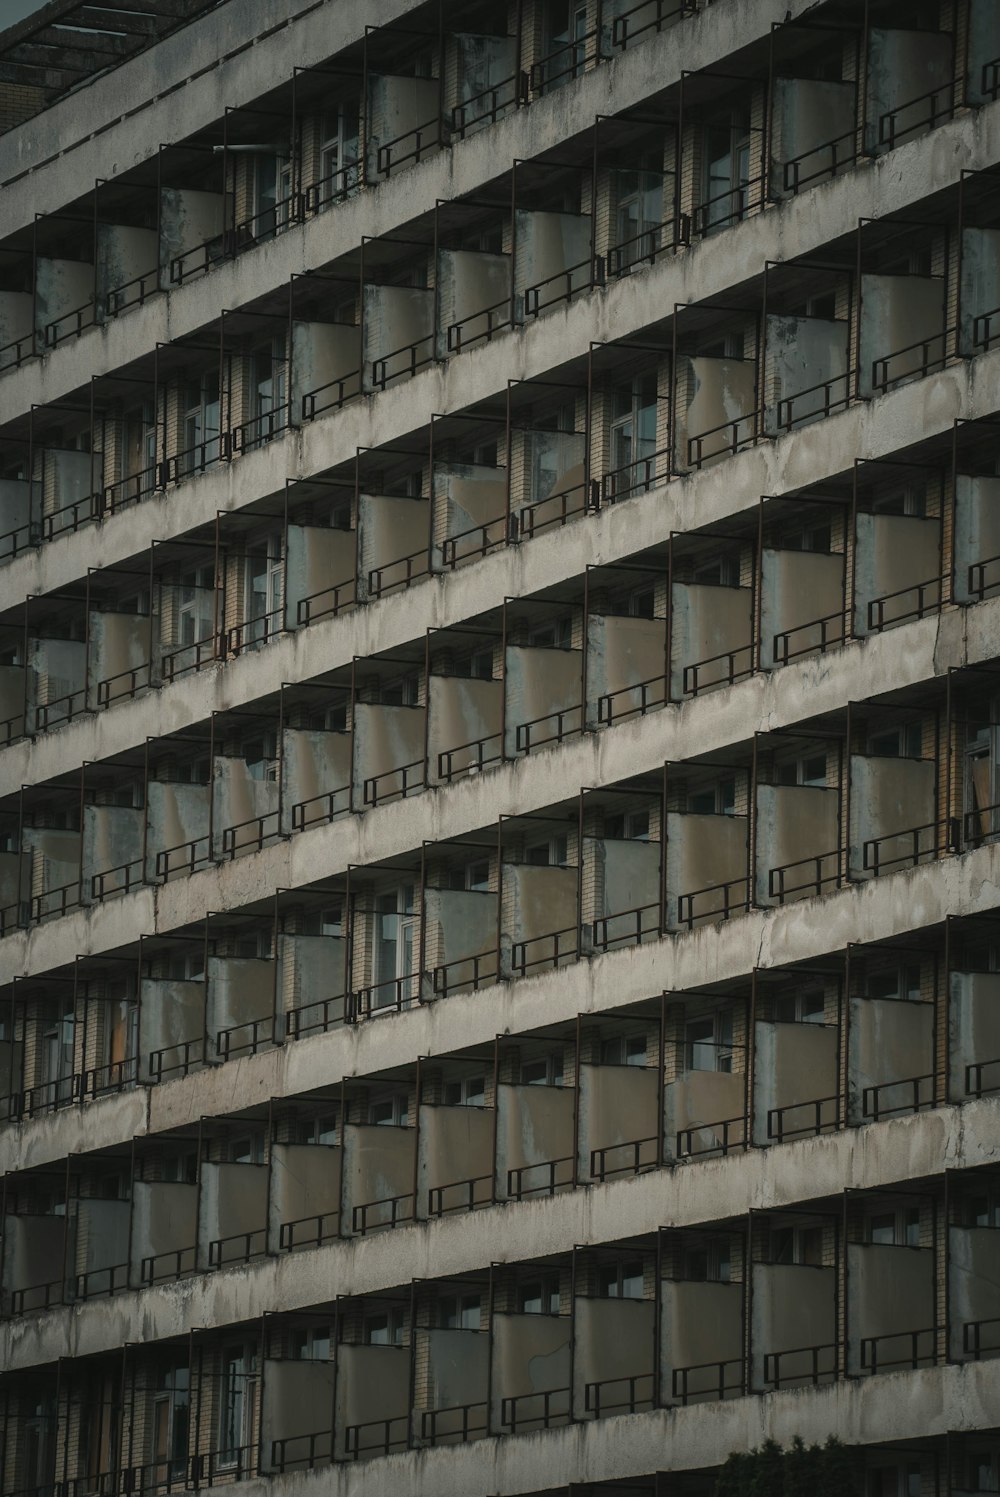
[[2, 2, 1000, 1494]]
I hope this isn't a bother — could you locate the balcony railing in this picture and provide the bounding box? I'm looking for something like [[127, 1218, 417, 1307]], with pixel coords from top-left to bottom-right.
[[427, 1172, 492, 1217], [207, 1226, 268, 1268], [140, 1245, 197, 1284], [682, 642, 753, 696], [500, 1386, 570, 1433], [671, 1357, 743, 1404], [861, 1072, 934, 1122], [877, 79, 955, 153], [351, 1191, 414, 1236], [584, 1371, 655, 1418], [278, 1210, 339, 1251], [509, 923, 578, 977], [343, 1415, 408, 1460], [676, 876, 749, 929], [270, 1429, 332, 1473], [523, 255, 602, 318], [766, 1093, 839, 1143], [762, 1342, 836, 1389], [780, 128, 857, 196], [859, 1325, 938, 1375], [436, 731, 503, 782], [675, 1113, 746, 1159], [589, 1134, 658, 1182], [419, 1400, 488, 1445], [506, 1154, 573, 1200]]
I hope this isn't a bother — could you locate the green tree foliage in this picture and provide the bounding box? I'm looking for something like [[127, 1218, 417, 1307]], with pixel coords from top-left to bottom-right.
[[712, 1436, 860, 1496]]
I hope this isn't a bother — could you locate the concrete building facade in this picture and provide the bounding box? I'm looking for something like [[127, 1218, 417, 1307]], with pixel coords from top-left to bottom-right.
[[1, 1, 1000, 1493]]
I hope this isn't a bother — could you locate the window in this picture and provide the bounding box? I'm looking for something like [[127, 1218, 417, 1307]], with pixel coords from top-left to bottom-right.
[[967, 1189, 1000, 1229], [773, 989, 826, 1025], [519, 1273, 561, 1314], [120, 401, 157, 490], [866, 964, 922, 1002], [777, 752, 827, 788], [379, 673, 419, 706], [40, 1003, 75, 1091], [296, 1114, 338, 1146], [597, 1259, 644, 1298], [439, 1292, 481, 1330], [867, 1462, 921, 1497], [609, 373, 658, 494], [521, 1051, 564, 1086], [373, 885, 416, 1004], [161, 1151, 198, 1184], [528, 615, 573, 649], [217, 1344, 256, 1467], [525, 833, 569, 866], [967, 1447, 1000, 1493], [702, 110, 751, 232], [604, 808, 650, 841], [613, 153, 662, 267], [866, 1205, 920, 1248], [770, 1224, 824, 1266], [600, 1032, 647, 1066], [683, 1241, 731, 1282], [241, 731, 277, 783], [229, 1135, 264, 1164], [249, 339, 286, 446], [243, 536, 283, 646], [692, 554, 739, 587], [447, 858, 490, 893], [965, 705, 1000, 843], [368, 1092, 408, 1127], [318, 104, 359, 203], [868, 723, 922, 759], [688, 777, 736, 815], [151, 1363, 189, 1481], [299, 905, 342, 938], [251, 151, 292, 240], [176, 564, 215, 654], [443, 1074, 486, 1107], [777, 518, 832, 554], [105, 986, 137, 1078], [541, 0, 588, 89], [289, 1327, 331, 1361], [685, 1011, 734, 1073], [180, 371, 220, 474], [454, 644, 494, 680], [870, 486, 925, 518], [364, 1306, 405, 1345]]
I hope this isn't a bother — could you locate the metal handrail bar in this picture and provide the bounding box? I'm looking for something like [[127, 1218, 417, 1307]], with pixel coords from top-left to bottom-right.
[[147, 1038, 203, 1084], [230, 403, 290, 455], [671, 1358, 743, 1405], [439, 512, 507, 568], [513, 703, 582, 755], [90, 857, 145, 902], [430, 949, 498, 998], [859, 1325, 938, 1375], [966, 1057, 1000, 1099], [350, 973, 420, 1021], [0, 517, 35, 559], [95, 659, 152, 707], [44, 297, 96, 349], [270, 1428, 333, 1473], [367, 545, 429, 598], [42, 487, 100, 539], [106, 265, 160, 317], [782, 127, 857, 195], [968, 554, 1000, 599], [589, 1134, 658, 1182], [687, 408, 758, 469], [963, 1315, 1000, 1360], [524, 254, 602, 317], [162, 433, 229, 486], [447, 294, 512, 354], [609, 0, 694, 52], [506, 1154, 573, 1200], [220, 808, 281, 860], [768, 850, 841, 905], [10, 1276, 65, 1314], [300, 369, 361, 422], [343, 1415, 408, 1460], [207, 1226, 267, 1268], [500, 1386, 570, 1434], [101, 462, 160, 516], [510, 924, 578, 977], [690, 172, 763, 238], [772, 609, 845, 666], [75, 1261, 129, 1300], [596, 672, 666, 727], [362, 756, 425, 808], [450, 75, 518, 138], [29, 878, 81, 923], [419, 1401, 488, 1445], [606, 214, 689, 277], [161, 634, 217, 683], [223, 602, 285, 657], [591, 901, 659, 952], [762, 1342, 837, 1388], [861, 1073, 934, 1122], [766, 1093, 840, 1143], [878, 78, 955, 152], [215, 1014, 274, 1061], [302, 157, 361, 215], [0, 328, 36, 370], [583, 1372, 654, 1418], [530, 24, 596, 92], [278, 1210, 340, 1251], [774, 367, 852, 431], [78, 1055, 137, 1101], [295, 573, 355, 626], [232, 189, 305, 248], [437, 732, 503, 782], [675, 1115, 745, 1159], [351, 1191, 413, 1236], [371, 332, 435, 390], [155, 833, 212, 880], [0, 708, 24, 745], [285, 994, 345, 1039], [682, 642, 753, 696], [376, 116, 442, 177], [518, 476, 592, 537], [600, 444, 668, 504], [862, 814, 960, 877], [676, 877, 749, 929], [290, 784, 351, 832], [427, 1172, 493, 1217], [35, 686, 87, 731], [870, 324, 953, 394], [867, 573, 944, 633]]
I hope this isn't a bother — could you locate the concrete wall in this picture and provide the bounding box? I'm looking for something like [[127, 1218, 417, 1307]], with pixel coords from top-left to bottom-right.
[[518, 429, 586, 527], [0, 290, 33, 368], [96, 224, 157, 315], [427, 675, 502, 784], [664, 1069, 745, 1159], [281, 932, 347, 1028], [281, 727, 352, 832], [437, 249, 511, 357], [27, 635, 86, 730], [858, 274, 944, 395], [770, 78, 856, 196], [341, 1123, 415, 1233], [205, 956, 274, 1053], [751, 1263, 835, 1385], [759, 547, 843, 665], [664, 812, 747, 929], [949, 1225, 1000, 1359], [367, 74, 440, 179], [587, 614, 664, 723], [853, 513, 940, 633], [967, 0, 1000, 105], [137, 977, 204, 1080], [578, 1062, 659, 1180], [285, 524, 355, 629], [261, 1358, 335, 1470], [0, 851, 28, 916], [959, 228, 1000, 356], [574, 1296, 654, 1416], [433, 463, 506, 566], [669, 584, 750, 697], [198, 1161, 268, 1267], [849, 996, 933, 1121], [351, 700, 426, 805], [491, 1313, 571, 1430], [75, 1197, 130, 1278], [661, 1279, 743, 1400], [0, 479, 34, 556], [504, 646, 581, 756], [954, 475, 1000, 602], [849, 753, 935, 876], [591, 837, 660, 940], [495, 1082, 574, 1201], [453, 33, 516, 127], [357, 494, 429, 597], [145, 780, 210, 880], [420, 1327, 489, 1426], [88, 610, 151, 706], [1, 1214, 65, 1304], [753, 1021, 838, 1142], [948, 970, 1000, 1098], [211, 755, 279, 858], [35, 257, 93, 339], [755, 784, 838, 905], [676, 357, 756, 469], [291, 322, 362, 417], [865, 28, 954, 154], [513, 211, 591, 318], [501, 864, 577, 974], [362, 285, 434, 391], [417, 1103, 493, 1215], [764, 315, 849, 433], [158, 189, 223, 286], [81, 804, 144, 900], [268, 1142, 341, 1251], [422, 888, 496, 996], [21, 827, 80, 904], [847, 1243, 934, 1372], [130, 1179, 197, 1281], [334, 1344, 409, 1459]]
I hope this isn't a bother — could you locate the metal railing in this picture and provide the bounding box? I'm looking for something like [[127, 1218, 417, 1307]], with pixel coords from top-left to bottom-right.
[[866, 575, 943, 633], [147, 1038, 203, 1084], [450, 76, 519, 138], [861, 1072, 934, 1122], [608, 0, 694, 52], [5, 1073, 78, 1119], [676, 876, 749, 929], [350, 974, 419, 1020], [230, 404, 290, 456], [78, 1055, 137, 1101], [691, 175, 760, 238], [781, 128, 857, 195], [447, 294, 512, 354], [371, 332, 435, 391], [768, 850, 841, 905], [300, 369, 361, 422], [439, 513, 507, 568], [675, 1114, 745, 1159], [351, 1191, 413, 1236], [877, 79, 955, 152], [600, 448, 665, 505], [29, 878, 81, 923], [215, 1014, 274, 1061], [682, 642, 753, 696], [74, 1261, 129, 1300], [101, 463, 160, 517], [518, 477, 593, 538], [772, 610, 844, 666], [302, 158, 360, 215], [513, 704, 581, 755], [219, 808, 281, 860], [859, 1326, 937, 1375], [966, 1056, 1000, 1099], [161, 433, 229, 486], [95, 659, 152, 708], [500, 1386, 570, 1433], [0, 328, 36, 370], [295, 573, 355, 626], [607, 216, 688, 278], [529, 25, 595, 93], [154, 833, 212, 881], [968, 553, 1000, 600], [278, 1211, 339, 1251], [591, 901, 659, 953], [671, 1357, 743, 1405], [42, 488, 101, 541], [106, 266, 159, 318], [596, 673, 666, 727], [188, 1444, 257, 1487], [419, 1401, 488, 1445], [590, 1134, 658, 1182], [285, 994, 345, 1039], [870, 326, 952, 394], [343, 1415, 408, 1460], [207, 1227, 267, 1268], [506, 1154, 573, 1200], [161, 634, 216, 683], [963, 1315, 1000, 1360], [766, 1093, 839, 1143], [10, 1276, 65, 1314], [762, 1343, 836, 1389], [427, 1172, 492, 1217], [687, 409, 758, 469], [584, 1372, 654, 1418], [367, 546, 429, 598], [430, 950, 498, 998], [524, 255, 601, 318], [510, 923, 578, 977], [35, 687, 87, 732], [436, 731, 503, 782], [376, 118, 441, 177], [223, 603, 284, 657], [270, 1429, 332, 1473], [90, 858, 145, 902], [774, 368, 852, 431], [44, 298, 96, 349], [362, 756, 425, 808], [290, 784, 350, 832], [862, 814, 959, 878]]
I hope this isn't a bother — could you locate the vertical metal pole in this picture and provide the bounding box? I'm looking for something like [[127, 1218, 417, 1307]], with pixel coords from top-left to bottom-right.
[[490, 1035, 501, 1205], [572, 1013, 581, 1188]]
